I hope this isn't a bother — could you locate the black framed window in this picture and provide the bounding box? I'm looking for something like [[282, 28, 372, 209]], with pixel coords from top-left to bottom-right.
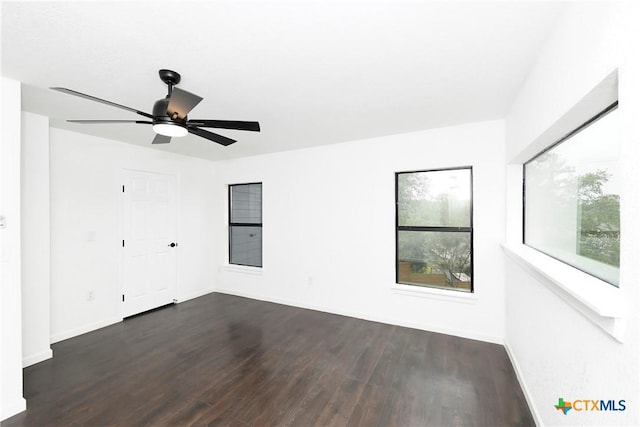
[[396, 167, 473, 292], [524, 102, 620, 286], [229, 183, 262, 267]]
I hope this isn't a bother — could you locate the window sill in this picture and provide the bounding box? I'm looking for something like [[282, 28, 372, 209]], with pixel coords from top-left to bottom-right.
[[220, 264, 263, 275], [392, 283, 477, 304], [502, 243, 625, 342]]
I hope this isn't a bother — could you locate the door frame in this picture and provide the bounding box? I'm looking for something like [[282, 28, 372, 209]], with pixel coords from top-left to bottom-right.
[[118, 168, 180, 319]]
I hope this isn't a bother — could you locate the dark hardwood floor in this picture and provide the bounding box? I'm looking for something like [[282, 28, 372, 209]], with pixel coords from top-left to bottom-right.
[[2, 293, 534, 427]]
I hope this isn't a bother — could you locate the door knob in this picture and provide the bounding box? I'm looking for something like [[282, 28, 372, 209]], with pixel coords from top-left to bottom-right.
[[169, 242, 177, 247]]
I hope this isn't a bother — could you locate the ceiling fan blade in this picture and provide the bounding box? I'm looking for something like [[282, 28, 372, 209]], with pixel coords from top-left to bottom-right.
[[188, 126, 236, 146], [51, 87, 153, 119], [187, 120, 261, 132], [67, 120, 153, 124], [167, 88, 203, 120], [151, 134, 171, 144]]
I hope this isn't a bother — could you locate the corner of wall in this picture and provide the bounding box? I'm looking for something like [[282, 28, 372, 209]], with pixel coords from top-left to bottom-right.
[[21, 111, 52, 369], [503, 339, 542, 426], [1, 77, 26, 421]]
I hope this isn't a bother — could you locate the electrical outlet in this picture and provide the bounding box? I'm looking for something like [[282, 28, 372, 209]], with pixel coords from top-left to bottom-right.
[[307, 276, 313, 286], [87, 290, 95, 301]]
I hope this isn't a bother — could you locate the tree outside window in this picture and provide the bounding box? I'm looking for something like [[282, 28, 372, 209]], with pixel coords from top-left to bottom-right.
[[524, 103, 620, 286], [396, 167, 473, 292]]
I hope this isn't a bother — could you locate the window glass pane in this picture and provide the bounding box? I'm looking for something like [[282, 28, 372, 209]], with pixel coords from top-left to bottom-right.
[[230, 226, 262, 267], [525, 107, 619, 286], [398, 169, 471, 227], [398, 230, 471, 291], [231, 183, 262, 223]]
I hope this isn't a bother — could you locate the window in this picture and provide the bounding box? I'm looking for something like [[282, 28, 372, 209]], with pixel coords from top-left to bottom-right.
[[229, 183, 262, 267], [396, 167, 473, 292], [524, 102, 620, 286]]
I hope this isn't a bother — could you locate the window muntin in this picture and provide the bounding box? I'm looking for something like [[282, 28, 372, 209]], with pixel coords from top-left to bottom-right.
[[524, 103, 619, 286], [229, 183, 262, 267], [396, 167, 473, 292]]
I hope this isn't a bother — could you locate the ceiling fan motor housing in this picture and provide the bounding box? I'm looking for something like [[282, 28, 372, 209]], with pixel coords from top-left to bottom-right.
[[152, 97, 188, 137], [153, 98, 185, 123]]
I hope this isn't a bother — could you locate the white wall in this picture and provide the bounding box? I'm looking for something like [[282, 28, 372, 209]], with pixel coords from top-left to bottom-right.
[[21, 112, 52, 367], [214, 120, 506, 343], [0, 78, 27, 420], [505, 2, 640, 426], [49, 128, 218, 342]]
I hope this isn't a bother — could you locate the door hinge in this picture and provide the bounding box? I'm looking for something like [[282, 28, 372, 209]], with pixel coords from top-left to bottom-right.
[[122, 294, 125, 302]]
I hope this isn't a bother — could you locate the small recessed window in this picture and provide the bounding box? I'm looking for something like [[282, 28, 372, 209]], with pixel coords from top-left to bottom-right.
[[229, 183, 262, 267], [524, 102, 620, 286], [396, 167, 473, 292]]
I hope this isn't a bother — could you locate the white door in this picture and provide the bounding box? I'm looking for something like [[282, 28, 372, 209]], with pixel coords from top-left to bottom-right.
[[122, 169, 177, 317]]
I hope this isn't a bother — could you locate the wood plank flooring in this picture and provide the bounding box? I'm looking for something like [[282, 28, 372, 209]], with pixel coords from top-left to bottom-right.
[[2, 293, 534, 426]]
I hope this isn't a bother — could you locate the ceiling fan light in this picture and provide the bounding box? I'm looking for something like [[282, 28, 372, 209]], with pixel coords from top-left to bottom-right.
[[152, 123, 188, 137]]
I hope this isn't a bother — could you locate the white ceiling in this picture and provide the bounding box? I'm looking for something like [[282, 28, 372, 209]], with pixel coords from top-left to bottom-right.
[[2, 1, 567, 161]]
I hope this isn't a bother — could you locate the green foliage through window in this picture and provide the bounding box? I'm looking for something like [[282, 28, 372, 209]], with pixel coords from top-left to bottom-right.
[[396, 168, 473, 292], [524, 103, 619, 286]]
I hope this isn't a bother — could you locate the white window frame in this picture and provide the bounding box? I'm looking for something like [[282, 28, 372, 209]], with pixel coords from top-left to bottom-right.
[[503, 71, 624, 341], [523, 102, 619, 287]]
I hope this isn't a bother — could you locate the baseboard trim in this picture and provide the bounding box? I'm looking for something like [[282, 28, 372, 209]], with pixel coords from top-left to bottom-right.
[[49, 291, 216, 344], [1, 397, 27, 421], [504, 340, 541, 426], [177, 288, 215, 304], [22, 348, 53, 368], [50, 316, 122, 344], [213, 288, 503, 344]]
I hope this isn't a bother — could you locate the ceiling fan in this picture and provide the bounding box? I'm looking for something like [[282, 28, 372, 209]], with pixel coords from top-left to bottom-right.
[[51, 69, 260, 146]]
